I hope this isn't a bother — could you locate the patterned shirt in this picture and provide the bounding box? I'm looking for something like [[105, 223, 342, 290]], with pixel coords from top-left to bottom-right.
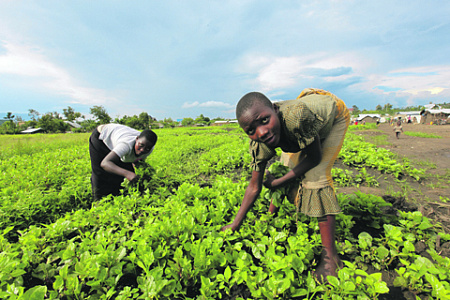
[[249, 93, 340, 171]]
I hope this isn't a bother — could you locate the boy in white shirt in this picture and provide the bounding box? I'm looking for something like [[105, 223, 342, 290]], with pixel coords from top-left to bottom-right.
[[89, 124, 157, 200]]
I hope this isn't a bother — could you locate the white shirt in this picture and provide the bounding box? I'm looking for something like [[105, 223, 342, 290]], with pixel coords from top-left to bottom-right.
[[98, 124, 153, 163]]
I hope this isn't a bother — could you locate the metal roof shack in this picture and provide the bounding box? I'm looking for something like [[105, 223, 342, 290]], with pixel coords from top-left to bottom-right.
[[21, 127, 44, 134], [420, 109, 450, 124], [211, 120, 238, 126], [64, 121, 82, 129], [356, 114, 381, 123]]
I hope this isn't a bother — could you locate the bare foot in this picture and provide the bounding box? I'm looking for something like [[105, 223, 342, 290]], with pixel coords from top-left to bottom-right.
[[314, 252, 343, 283]]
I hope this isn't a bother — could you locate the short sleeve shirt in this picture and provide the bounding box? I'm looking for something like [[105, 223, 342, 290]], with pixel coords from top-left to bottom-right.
[[98, 124, 152, 163], [249, 94, 338, 171]]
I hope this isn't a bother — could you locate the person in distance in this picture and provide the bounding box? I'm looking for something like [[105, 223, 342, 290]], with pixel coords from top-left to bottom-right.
[[222, 88, 350, 281], [89, 123, 157, 200]]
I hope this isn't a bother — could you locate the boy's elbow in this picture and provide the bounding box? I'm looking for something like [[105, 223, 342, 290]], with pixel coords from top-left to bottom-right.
[[100, 160, 110, 170]]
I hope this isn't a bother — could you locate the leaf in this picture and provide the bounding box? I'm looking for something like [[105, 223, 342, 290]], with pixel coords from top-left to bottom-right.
[[10, 269, 26, 278], [22, 286, 47, 300], [327, 275, 339, 287], [374, 281, 389, 294], [376, 246, 389, 260], [53, 276, 64, 290], [224, 266, 231, 281]]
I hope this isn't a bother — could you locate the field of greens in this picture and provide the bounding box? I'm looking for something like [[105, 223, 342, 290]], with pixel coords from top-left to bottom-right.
[[1, 126, 449, 300]]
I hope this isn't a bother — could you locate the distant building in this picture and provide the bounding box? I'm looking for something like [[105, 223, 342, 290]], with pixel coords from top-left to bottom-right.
[[423, 103, 438, 110], [64, 121, 82, 129], [21, 127, 44, 134], [211, 120, 238, 126], [420, 109, 450, 124], [356, 114, 381, 123], [396, 111, 422, 123]]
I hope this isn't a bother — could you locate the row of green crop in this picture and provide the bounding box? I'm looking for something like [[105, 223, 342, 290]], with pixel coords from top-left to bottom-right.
[[340, 133, 425, 181], [0, 127, 427, 242], [1, 126, 447, 299], [1, 164, 449, 299], [0, 128, 251, 240]]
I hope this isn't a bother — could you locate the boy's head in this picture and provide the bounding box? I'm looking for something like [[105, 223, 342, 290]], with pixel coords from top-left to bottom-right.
[[236, 92, 281, 148], [134, 129, 158, 156]]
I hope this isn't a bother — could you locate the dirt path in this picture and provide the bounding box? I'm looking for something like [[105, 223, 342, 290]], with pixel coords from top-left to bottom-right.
[[336, 123, 450, 233], [377, 123, 450, 171], [334, 123, 450, 299]]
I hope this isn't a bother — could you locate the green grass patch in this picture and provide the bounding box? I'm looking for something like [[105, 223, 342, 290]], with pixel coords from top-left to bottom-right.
[[364, 134, 391, 146], [404, 131, 442, 138], [348, 123, 379, 131]]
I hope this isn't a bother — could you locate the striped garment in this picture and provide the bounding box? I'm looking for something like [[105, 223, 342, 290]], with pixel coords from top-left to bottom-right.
[[249, 88, 350, 217]]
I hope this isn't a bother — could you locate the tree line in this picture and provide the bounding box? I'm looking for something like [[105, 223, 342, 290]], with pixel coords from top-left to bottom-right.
[[3, 100, 447, 134], [0, 106, 224, 134]]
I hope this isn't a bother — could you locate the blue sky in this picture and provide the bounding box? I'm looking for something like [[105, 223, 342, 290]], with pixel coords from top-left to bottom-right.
[[0, 1, 449, 121]]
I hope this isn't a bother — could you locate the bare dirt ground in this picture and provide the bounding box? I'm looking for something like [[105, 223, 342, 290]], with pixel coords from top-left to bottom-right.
[[335, 123, 450, 300], [337, 123, 450, 232]]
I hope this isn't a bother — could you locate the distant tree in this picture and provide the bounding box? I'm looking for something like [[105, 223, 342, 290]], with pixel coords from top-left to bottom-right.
[[181, 117, 194, 127], [80, 119, 97, 132], [352, 105, 360, 115], [211, 117, 226, 122], [123, 115, 142, 130], [63, 106, 82, 121], [28, 109, 40, 121], [195, 114, 210, 125], [90, 106, 111, 124], [139, 112, 151, 129], [376, 105, 383, 111], [0, 112, 17, 134], [162, 117, 177, 128], [1, 112, 16, 134], [38, 112, 69, 133], [4, 112, 15, 122], [383, 103, 393, 111]]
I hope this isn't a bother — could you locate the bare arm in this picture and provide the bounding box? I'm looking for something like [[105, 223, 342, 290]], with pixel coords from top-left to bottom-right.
[[264, 135, 323, 189], [100, 151, 138, 182], [222, 165, 266, 231]]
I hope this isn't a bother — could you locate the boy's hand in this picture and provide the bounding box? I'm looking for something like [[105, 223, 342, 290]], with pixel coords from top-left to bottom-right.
[[126, 172, 139, 183], [263, 170, 277, 189], [221, 224, 236, 232]]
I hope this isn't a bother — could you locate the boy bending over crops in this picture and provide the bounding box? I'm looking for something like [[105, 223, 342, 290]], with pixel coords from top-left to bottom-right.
[[222, 88, 350, 281], [89, 124, 157, 200]]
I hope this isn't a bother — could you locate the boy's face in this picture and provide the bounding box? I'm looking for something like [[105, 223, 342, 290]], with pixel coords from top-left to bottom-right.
[[238, 103, 281, 148], [134, 137, 154, 156]]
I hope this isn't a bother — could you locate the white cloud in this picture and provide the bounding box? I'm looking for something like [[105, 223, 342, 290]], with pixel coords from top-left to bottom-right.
[[238, 52, 366, 92], [0, 41, 116, 106], [360, 66, 450, 97], [182, 100, 233, 109], [182, 101, 200, 108], [239, 51, 450, 108]]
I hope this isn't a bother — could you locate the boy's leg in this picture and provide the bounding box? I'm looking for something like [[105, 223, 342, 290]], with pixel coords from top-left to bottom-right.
[[315, 215, 342, 281], [301, 112, 348, 281]]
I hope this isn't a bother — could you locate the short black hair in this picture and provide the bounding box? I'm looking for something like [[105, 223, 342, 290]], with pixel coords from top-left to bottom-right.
[[236, 92, 273, 120], [139, 129, 158, 145]]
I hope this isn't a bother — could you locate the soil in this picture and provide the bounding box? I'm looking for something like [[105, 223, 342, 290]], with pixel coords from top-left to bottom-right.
[[335, 123, 450, 300], [336, 123, 450, 233]]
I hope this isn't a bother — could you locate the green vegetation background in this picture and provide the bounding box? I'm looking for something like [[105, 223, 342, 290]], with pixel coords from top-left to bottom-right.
[[0, 125, 449, 299]]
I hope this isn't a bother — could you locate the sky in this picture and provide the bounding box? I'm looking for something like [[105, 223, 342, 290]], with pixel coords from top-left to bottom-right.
[[0, 1, 449, 121]]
